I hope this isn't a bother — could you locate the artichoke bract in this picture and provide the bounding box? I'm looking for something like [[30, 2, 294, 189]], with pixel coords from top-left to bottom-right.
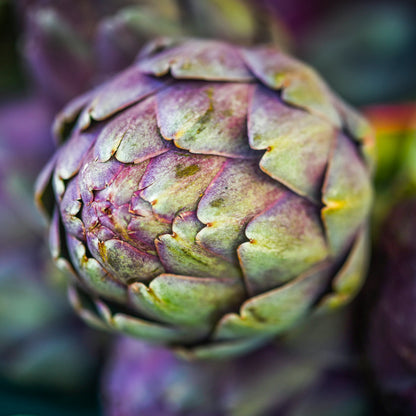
[[36, 38, 374, 358]]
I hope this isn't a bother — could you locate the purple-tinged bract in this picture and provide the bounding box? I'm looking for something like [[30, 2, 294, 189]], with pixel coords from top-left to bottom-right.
[[36, 38, 374, 358]]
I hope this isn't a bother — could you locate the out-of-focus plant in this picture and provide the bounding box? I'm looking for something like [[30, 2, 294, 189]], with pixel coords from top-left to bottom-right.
[[102, 310, 371, 416], [0, 0, 26, 94], [255, 0, 333, 39], [0, 95, 107, 392], [17, 0, 288, 107], [364, 103, 416, 232], [300, 2, 416, 105], [357, 102, 416, 415], [367, 198, 416, 415], [0, 95, 54, 246], [0, 250, 103, 391]]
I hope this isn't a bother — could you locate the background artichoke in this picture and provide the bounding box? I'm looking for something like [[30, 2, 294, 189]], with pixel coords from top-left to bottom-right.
[[18, 0, 286, 107], [36, 38, 374, 358], [102, 310, 370, 416], [358, 102, 416, 415], [367, 198, 416, 415]]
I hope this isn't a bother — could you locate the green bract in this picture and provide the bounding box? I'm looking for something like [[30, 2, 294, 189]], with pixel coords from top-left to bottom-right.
[[36, 38, 374, 358]]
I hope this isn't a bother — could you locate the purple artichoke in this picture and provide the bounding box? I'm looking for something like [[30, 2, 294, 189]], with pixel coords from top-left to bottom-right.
[[102, 311, 370, 416], [19, 0, 103, 105], [368, 198, 416, 413], [36, 38, 374, 358]]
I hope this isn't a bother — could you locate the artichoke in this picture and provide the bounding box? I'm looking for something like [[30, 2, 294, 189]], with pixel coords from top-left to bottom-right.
[[36, 38, 374, 358], [102, 311, 370, 416]]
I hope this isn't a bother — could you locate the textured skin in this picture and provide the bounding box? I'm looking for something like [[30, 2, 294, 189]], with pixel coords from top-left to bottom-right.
[[36, 38, 374, 357]]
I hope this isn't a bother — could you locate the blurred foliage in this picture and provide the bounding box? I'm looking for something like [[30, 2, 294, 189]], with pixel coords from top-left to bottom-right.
[[366, 197, 416, 415], [0, 251, 104, 390], [300, 2, 416, 106], [364, 103, 416, 232], [0, 0, 26, 94], [16, 0, 287, 106], [0, 379, 99, 416], [102, 310, 373, 416], [356, 102, 416, 416]]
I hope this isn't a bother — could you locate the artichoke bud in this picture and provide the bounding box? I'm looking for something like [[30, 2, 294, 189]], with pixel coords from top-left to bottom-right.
[[36, 38, 374, 358]]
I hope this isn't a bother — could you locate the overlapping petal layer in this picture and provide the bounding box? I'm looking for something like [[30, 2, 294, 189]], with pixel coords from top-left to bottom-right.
[[36, 38, 374, 357]]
